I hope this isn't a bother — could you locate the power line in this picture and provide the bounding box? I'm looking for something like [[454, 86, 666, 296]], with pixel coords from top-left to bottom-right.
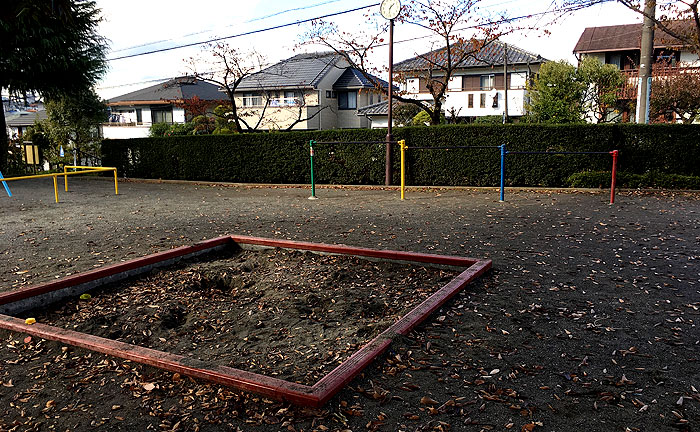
[[110, 0, 346, 54], [99, 3, 595, 90], [107, 3, 379, 62]]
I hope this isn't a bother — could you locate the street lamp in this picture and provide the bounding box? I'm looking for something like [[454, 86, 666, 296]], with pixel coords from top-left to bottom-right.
[[380, 0, 401, 186]]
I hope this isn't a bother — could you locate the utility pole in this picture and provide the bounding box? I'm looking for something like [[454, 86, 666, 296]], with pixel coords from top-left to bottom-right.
[[503, 43, 509, 124], [636, 0, 656, 123], [385, 17, 394, 185]]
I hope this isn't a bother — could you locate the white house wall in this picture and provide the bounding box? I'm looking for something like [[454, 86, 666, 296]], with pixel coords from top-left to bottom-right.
[[101, 125, 150, 139], [680, 51, 700, 67], [444, 89, 527, 117]]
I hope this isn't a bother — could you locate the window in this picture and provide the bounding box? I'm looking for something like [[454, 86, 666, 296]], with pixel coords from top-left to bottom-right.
[[151, 107, 173, 124], [448, 76, 462, 91], [492, 94, 499, 108], [338, 91, 357, 110], [326, 90, 337, 99], [284, 90, 300, 106], [136, 109, 142, 125], [479, 93, 486, 109], [243, 93, 263, 107], [480, 75, 494, 91], [369, 93, 374, 105], [468, 94, 474, 108]]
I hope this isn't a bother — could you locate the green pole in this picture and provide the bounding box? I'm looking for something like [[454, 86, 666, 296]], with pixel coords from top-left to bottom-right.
[[309, 140, 317, 200]]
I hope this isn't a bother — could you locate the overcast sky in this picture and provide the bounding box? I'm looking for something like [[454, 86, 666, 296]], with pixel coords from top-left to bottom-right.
[[95, 0, 641, 100]]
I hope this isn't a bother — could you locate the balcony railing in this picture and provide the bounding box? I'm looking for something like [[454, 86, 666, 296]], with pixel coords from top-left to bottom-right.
[[618, 65, 700, 99]]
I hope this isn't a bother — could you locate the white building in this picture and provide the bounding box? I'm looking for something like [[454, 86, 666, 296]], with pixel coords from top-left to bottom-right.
[[102, 77, 223, 139], [391, 40, 545, 123]]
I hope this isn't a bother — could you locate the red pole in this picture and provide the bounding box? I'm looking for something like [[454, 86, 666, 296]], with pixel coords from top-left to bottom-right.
[[610, 150, 618, 204]]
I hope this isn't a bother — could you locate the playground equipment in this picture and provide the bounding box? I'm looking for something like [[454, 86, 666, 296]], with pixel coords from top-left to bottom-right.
[[0, 170, 12, 197], [308, 140, 400, 199], [1, 165, 119, 203], [399, 144, 620, 204]]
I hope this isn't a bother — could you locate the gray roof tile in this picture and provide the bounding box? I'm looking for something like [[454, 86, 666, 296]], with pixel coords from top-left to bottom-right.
[[5, 110, 48, 126], [237, 52, 342, 91], [108, 77, 222, 104], [395, 40, 545, 72], [333, 68, 390, 89]]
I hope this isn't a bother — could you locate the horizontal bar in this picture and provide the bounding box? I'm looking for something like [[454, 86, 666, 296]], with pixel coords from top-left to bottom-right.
[[2, 169, 115, 182], [507, 151, 611, 155], [312, 141, 398, 145], [409, 146, 501, 150]]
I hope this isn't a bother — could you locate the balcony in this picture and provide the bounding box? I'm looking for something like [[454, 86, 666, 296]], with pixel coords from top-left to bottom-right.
[[619, 66, 700, 99]]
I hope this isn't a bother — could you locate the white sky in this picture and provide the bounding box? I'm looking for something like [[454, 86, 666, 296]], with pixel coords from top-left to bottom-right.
[[95, 0, 641, 100]]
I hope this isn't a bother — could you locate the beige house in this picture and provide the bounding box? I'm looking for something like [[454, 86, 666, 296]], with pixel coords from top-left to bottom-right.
[[234, 52, 389, 131]]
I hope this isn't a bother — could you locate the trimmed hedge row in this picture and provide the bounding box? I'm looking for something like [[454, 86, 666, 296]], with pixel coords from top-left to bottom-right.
[[101, 124, 700, 187]]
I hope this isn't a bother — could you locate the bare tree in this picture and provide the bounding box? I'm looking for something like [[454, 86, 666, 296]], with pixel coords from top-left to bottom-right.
[[186, 42, 266, 133], [305, 0, 514, 125]]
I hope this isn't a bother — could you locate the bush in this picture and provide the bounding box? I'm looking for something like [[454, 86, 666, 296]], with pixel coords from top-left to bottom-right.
[[102, 123, 700, 188], [567, 171, 700, 189]]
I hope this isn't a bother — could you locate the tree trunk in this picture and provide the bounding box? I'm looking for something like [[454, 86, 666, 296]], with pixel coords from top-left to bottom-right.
[[430, 100, 443, 125], [0, 99, 8, 171]]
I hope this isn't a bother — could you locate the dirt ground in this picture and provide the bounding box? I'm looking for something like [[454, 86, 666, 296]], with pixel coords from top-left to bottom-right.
[[0, 177, 698, 432], [29, 247, 456, 386]]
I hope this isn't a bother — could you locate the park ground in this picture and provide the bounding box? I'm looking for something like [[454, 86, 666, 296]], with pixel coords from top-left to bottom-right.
[[0, 177, 698, 432]]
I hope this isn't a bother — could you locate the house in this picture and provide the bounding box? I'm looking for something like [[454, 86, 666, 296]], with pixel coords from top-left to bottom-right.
[[233, 52, 389, 130], [391, 40, 546, 123], [103, 77, 223, 139], [573, 22, 700, 119], [4, 110, 48, 140]]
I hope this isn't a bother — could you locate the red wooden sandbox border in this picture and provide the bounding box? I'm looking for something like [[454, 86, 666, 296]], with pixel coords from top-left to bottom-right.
[[0, 235, 491, 407]]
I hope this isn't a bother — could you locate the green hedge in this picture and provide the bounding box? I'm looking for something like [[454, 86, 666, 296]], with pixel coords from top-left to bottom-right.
[[101, 124, 700, 187], [567, 171, 700, 189]]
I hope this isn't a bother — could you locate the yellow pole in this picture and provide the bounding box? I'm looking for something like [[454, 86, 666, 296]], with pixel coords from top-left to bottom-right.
[[53, 175, 59, 203], [400, 140, 406, 200], [113, 169, 119, 195], [63, 165, 68, 191]]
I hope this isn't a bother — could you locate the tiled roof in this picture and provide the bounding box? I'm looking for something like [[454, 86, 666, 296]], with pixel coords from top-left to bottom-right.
[[108, 77, 222, 104], [357, 100, 405, 116], [5, 110, 48, 127], [573, 22, 690, 53], [333, 68, 390, 89], [394, 40, 545, 72], [237, 52, 342, 91]]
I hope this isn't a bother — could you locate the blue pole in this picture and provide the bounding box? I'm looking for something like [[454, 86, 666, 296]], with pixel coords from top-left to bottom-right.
[[0, 170, 12, 197], [499, 144, 505, 202]]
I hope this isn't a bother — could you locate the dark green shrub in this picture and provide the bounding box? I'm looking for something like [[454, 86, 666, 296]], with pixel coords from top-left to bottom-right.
[[102, 123, 700, 188], [567, 171, 700, 189]]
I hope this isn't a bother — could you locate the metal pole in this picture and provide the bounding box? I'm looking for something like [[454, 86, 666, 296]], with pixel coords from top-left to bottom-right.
[[636, 0, 656, 124], [385, 18, 394, 186], [309, 140, 317, 200], [53, 175, 59, 203], [0, 170, 12, 197], [113, 169, 119, 195], [610, 150, 618, 204], [499, 144, 506, 202], [503, 43, 509, 124], [400, 140, 406, 200], [64, 165, 68, 191]]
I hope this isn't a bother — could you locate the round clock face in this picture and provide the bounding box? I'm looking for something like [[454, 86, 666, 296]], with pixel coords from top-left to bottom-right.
[[380, 0, 401, 20]]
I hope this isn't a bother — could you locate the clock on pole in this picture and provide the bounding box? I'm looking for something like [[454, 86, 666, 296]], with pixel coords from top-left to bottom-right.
[[380, 0, 401, 20], [380, 0, 401, 185]]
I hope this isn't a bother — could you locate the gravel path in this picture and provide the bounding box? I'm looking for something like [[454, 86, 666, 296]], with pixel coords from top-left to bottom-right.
[[0, 177, 698, 432]]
